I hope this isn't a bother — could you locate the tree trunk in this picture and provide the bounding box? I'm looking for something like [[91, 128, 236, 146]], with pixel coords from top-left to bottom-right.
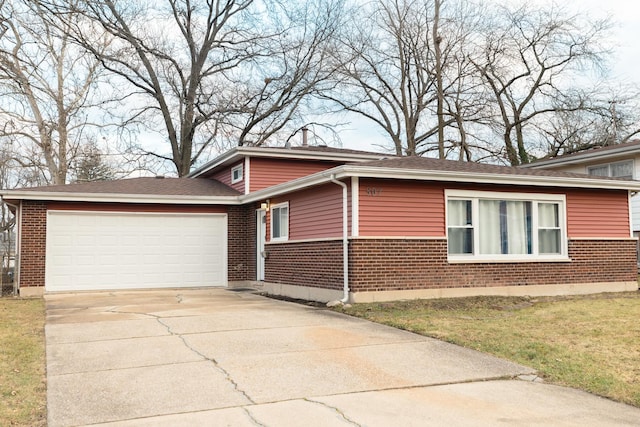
[[433, 0, 445, 159]]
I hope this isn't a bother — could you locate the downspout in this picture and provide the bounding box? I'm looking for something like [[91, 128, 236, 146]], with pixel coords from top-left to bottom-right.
[[330, 174, 349, 303]]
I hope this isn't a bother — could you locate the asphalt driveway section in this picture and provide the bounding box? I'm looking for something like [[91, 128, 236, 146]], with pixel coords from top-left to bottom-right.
[[45, 289, 640, 426]]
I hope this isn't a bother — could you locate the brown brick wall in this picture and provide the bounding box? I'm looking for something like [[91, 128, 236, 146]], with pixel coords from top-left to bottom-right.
[[19, 201, 47, 289], [265, 240, 344, 289], [263, 238, 637, 292], [227, 204, 257, 281]]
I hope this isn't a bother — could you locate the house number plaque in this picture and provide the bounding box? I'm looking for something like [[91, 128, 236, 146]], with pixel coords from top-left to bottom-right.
[[366, 187, 383, 196]]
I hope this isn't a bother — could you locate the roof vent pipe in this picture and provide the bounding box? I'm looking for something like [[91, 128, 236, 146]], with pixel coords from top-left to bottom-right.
[[302, 127, 308, 147]]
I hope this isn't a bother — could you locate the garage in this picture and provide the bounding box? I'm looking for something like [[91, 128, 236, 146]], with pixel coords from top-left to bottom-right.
[[45, 211, 227, 292]]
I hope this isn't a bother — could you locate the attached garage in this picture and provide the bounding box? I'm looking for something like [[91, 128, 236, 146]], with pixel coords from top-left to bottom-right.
[[45, 211, 227, 292]]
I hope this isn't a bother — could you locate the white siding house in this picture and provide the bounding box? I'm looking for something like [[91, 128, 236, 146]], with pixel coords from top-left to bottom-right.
[[524, 140, 640, 235]]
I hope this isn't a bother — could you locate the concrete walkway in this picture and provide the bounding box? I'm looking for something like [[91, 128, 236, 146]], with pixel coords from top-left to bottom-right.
[[45, 289, 640, 426]]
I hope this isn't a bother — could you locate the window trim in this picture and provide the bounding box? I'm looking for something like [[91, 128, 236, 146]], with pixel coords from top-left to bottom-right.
[[270, 202, 289, 242], [231, 164, 243, 184], [445, 190, 568, 262], [587, 159, 634, 179]]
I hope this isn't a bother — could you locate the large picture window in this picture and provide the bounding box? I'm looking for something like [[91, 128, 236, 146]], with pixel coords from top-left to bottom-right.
[[446, 191, 566, 261], [270, 202, 289, 241]]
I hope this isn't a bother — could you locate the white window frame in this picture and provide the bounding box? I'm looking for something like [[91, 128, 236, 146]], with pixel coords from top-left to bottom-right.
[[587, 159, 634, 179], [231, 164, 243, 184], [445, 190, 568, 263], [270, 202, 289, 242]]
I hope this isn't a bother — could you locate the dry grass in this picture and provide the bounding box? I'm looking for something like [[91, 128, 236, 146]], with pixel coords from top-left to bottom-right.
[[338, 292, 640, 407], [0, 298, 46, 426]]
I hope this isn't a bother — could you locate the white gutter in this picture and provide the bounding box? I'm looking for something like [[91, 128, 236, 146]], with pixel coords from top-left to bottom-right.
[[330, 174, 349, 304], [523, 144, 640, 169]]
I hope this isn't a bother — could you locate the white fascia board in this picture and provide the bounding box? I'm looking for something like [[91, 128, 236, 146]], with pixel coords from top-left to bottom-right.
[[0, 190, 242, 205], [241, 165, 640, 202], [524, 146, 640, 169], [188, 147, 243, 177], [189, 146, 388, 178]]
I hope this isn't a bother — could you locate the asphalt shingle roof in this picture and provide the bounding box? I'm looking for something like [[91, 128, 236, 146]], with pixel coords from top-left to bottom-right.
[[355, 156, 631, 181], [19, 177, 240, 196]]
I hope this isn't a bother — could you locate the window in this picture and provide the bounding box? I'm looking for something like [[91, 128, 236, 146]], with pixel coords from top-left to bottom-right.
[[270, 202, 289, 241], [587, 160, 633, 179], [231, 164, 243, 184], [446, 191, 566, 261]]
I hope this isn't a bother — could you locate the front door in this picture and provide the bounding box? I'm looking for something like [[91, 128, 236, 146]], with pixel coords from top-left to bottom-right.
[[257, 209, 266, 281]]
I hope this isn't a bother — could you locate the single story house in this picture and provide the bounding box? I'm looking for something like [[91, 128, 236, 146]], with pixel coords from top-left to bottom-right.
[[2, 145, 639, 302]]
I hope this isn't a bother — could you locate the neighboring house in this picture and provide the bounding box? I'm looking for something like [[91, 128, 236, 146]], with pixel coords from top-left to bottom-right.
[[1, 145, 639, 302], [524, 140, 640, 241]]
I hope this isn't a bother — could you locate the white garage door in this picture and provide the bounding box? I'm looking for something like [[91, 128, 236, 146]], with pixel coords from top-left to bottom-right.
[[45, 211, 227, 291]]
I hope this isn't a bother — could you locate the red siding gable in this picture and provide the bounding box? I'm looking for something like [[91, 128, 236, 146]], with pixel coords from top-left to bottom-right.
[[250, 158, 339, 192], [210, 161, 245, 193]]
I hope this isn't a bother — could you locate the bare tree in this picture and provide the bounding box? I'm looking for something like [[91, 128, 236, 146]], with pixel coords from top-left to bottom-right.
[[218, 0, 346, 150], [532, 85, 640, 159], [0, 146, 16, 294], [325, 0, 482, 157], [472, 3, 611, 165], [0, 0, 109, 185], [42, 0, 345, 176], [432, 0, 444, 158]]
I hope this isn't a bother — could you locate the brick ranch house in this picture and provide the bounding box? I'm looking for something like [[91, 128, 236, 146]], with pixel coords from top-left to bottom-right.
[[2, 145, 639, 302]]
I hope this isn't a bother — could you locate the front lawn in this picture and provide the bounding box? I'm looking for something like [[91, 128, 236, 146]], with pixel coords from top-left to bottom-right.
[[0, 298, 46, 426], [337, 292, 640, 407]]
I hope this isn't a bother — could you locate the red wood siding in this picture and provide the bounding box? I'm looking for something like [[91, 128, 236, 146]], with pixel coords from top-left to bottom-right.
[[209, 161, 245, 193], [289, 183, 346, 240], [357, 179, 630, 238], [266, 182, 349, 241], [358, 179, 445, 237], [566, 189, 630, 238], [249, 158, 338, 192]]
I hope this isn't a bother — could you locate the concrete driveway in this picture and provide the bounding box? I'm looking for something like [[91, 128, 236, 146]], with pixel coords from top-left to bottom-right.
[[45, 288, 640, 426]]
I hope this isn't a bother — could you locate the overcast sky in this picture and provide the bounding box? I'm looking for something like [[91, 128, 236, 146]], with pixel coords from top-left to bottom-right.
[[335, 0, 640, 153]]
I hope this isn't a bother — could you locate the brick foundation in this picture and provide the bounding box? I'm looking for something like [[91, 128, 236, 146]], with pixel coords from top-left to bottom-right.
[[265, 240, 344, 290], [264, 238, 638, 293]]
